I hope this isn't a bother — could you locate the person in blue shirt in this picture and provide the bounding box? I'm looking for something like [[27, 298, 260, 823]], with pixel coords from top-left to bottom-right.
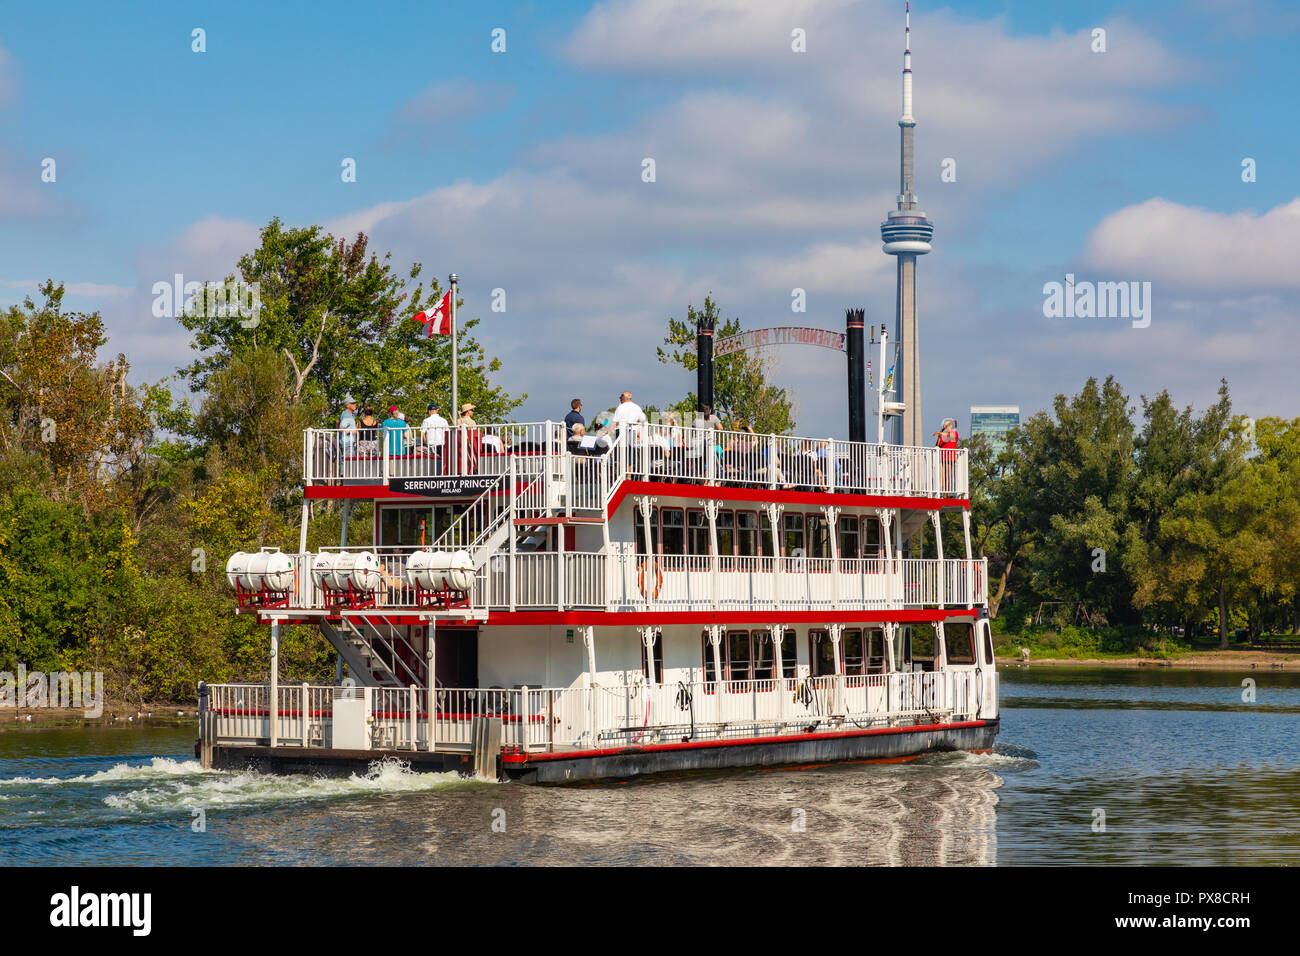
[[564, 398, 584, 437], [381, 406, 408, 456]]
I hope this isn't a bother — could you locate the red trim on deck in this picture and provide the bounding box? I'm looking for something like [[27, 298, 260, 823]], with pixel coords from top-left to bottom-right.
[[478, 608, 976, 626], [502, 719, 989, 763], [607, 481, 968, 517], [305, 480, 970, 510]]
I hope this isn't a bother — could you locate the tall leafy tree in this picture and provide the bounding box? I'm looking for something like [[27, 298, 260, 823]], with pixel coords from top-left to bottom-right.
[[178, 219, 523, 423], [0, 281, 156, 514]]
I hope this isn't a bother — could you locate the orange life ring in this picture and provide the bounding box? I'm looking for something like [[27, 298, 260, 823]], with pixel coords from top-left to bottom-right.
[[637, 559, 663, 599]]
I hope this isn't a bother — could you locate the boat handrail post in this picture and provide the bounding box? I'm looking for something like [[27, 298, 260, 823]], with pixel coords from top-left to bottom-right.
[[269, 618, 280, 748], [426, 624, 436, 752]]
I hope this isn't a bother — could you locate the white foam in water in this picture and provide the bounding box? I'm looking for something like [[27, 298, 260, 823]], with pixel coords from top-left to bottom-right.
[[0, 756, 208, 788], [103, 756, 483, 813]]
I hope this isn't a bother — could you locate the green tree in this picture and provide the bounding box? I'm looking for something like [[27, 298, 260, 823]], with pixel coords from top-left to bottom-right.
[[0, 281, 157, 514], [996, 376, 1137, 624], [178, 219, 523, 423], [657, 296, 794, 433]]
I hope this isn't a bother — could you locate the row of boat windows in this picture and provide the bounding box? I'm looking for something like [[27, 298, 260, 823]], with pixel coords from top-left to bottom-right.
[[637, 624, 978, 682], [634, 508, 882, 560]]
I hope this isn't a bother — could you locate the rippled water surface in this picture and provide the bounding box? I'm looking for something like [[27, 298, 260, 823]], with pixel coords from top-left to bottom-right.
[[2, 667, 1297, 865]]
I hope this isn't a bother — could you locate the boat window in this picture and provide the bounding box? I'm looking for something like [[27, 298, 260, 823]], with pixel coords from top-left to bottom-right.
[[809, 629, 835, 677], [736, 511, 758, 558], [946, 623, 976, 664], [716, 510, 735, 557], [753, 633, 774, 681], [727, 630, 752, 682], [660, 508, 685, 555], [807, 513, 831, 560], [863, 516, 882, 558], [866, 628, 886, 673], [783, 513, 805, 558], [761, 511, 776, 558], [838, 516, 860, 561], [983, 625, 994, 666], [842, 628, 864, 675], [687, 510, 710, 556], [912, 623, 936, 671], [379, 505, 444, 550]]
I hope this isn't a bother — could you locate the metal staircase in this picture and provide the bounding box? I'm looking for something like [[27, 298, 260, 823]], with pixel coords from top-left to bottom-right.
[[319, 617, 426, 688]]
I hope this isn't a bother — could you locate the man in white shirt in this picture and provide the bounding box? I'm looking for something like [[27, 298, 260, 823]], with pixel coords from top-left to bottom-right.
[[420, 403, 449, 472], [611, 391, 647, 433], [611, 391, 648, 473]]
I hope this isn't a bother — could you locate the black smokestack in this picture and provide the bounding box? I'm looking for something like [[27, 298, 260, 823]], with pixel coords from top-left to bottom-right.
[[696, 312, 716, 414], [846, 308, 866, 442]]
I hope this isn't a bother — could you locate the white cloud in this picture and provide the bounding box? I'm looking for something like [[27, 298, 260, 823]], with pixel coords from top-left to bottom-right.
[[1084, 197, 1300, 291]]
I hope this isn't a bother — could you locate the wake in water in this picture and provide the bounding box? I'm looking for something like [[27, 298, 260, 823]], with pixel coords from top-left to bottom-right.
[[0, 756, 208, 787], [103, 756, 488, 814], [912, 741, 1040, 773], [0, 754, 492, 823]]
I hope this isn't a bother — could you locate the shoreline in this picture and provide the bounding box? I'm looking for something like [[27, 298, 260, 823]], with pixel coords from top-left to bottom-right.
[[995, 650, 1296, 671], [0, 701, 197, 731]]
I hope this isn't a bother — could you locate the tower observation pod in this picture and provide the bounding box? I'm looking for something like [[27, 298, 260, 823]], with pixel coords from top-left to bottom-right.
[[880, 1, 934, 448]]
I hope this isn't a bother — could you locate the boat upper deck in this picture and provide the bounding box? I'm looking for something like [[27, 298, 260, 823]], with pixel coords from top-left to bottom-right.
[[304, 420, 969, 501]]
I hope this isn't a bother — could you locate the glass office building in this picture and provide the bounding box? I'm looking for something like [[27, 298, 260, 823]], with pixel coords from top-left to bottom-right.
[[969, 405, 1020, 458]]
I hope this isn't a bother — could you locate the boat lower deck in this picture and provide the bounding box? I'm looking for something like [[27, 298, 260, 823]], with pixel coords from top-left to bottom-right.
[[205, 717, 998, 784]]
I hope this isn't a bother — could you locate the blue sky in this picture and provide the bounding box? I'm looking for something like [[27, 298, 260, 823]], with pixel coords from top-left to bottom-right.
[[2, 0, 1298, 436]]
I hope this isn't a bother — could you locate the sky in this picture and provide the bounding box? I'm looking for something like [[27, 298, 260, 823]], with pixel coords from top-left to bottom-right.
[[2, 0, 1298, 437]]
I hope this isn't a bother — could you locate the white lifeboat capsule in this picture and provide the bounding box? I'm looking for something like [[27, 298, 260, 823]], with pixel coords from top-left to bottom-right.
[[346, 551, 382, 594], [225, 552, 248, 590], [262, 551, 295, 592], [311, 551, 336, 590]]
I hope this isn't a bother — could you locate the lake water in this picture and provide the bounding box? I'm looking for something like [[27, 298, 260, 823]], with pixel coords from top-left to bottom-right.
[[2, 667, 1297, 866]]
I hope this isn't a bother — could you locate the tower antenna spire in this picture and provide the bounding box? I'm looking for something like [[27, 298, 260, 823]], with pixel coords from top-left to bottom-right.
[[880, 1, 934, 448]]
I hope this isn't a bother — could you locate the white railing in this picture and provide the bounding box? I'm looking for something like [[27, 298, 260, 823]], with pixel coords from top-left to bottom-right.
[[618, 555, 985, 612], [628, 423, 967, 497], [304, 420, 967, 497], [248, 551, 982, 613], [206, 669, 986, 753], [304, 421, 565, 484]]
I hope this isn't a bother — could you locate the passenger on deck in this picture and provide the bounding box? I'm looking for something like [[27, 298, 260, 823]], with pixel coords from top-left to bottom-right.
[[611, 391, 647, 434], [455, 403, 481, 472], [935, 418, 959, 491], [421, 403, 449, 471], [382, 406, 409, 456], [338, 394, 358, 448], [358, 405, 380, 456], [565, 398, 584, 437]]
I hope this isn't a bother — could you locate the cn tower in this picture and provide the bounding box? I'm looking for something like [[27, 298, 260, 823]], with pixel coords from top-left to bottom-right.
[[880, 2, 934, 448]]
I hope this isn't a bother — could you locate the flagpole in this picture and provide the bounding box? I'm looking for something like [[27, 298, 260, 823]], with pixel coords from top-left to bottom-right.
[[449, 273, 459, 422]]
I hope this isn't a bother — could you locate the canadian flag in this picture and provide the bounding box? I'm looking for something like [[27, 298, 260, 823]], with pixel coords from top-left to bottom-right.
[[411, 291, 452, 337]]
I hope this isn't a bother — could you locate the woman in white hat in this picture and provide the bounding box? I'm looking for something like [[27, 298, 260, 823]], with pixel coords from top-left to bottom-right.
[[455, 403, 480, 472]]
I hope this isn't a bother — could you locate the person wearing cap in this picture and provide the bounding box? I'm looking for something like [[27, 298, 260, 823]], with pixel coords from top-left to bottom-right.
[[421, 402, 449, 472], [382, 405, 409, 457], [337, 393, 359, 456]]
